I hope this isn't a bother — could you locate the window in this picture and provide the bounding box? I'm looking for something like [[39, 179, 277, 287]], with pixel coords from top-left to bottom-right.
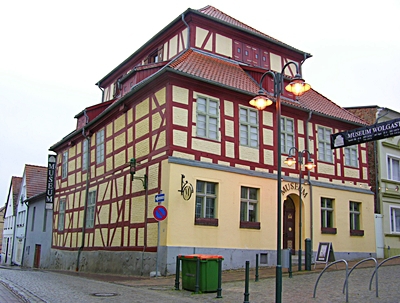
[[82, 139, 88, 171], [58, 199, 66, 231], [96, 129, 105, 164], [86, 191, 97, 228], [196, 97, 219, 140], [387, 156, 400, 181], [240, 107, 258, 147], [318, 127, 333, 162], [43, 209, 47, 232], [390, 206, 400, 233], [281, 117, 294, 154], [349, 202, 363, 236], [62, 150, 68, 179], [31, 207, 36, 231], [321, 198, 336, 234], [344, 146, 358, 167], [240, 187, 260, 229], [195, 181, 218, 226]]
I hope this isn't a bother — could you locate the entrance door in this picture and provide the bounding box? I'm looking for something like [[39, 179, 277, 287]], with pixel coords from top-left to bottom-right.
[[283, 197, 295, 254], [33, 244, 41, 268]]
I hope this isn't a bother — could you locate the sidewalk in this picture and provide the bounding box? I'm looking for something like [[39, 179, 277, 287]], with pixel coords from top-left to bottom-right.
[[45, 256, 400, 288]]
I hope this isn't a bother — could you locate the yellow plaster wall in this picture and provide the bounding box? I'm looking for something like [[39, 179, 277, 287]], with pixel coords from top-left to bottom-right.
[[169, 35, 178, 58], [114, 133, 126, 150], [312, 187, 375, 253], [195, 27, 212, 51], [114, 115, 126, 133], [136, 98, 149, 120], [172, 86, 189, 104], [270, 53, 281, 72], [224, 100, 234, 117], [344, 167, 360, 178], [318, 163, 335, 175], [136, 118, 149, 139], [216, 34, 232, 57], [225, 120, 234, 137], [173, 130, 188, 147], [173, 107, 188, 127], [135, 138, 150, 158], [240, 146, 259, 162], [263, 111, 273, 127], [111, 228, 122, 246], [192, 138, 221, 155]]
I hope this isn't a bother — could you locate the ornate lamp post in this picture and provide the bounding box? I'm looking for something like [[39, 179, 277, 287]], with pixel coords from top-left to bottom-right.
[[249, 62, 310, 303], [284, 148, 315, 271]]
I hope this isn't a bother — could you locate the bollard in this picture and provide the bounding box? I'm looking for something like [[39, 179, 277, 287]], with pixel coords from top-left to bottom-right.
[[175, 255, 180, 290], [255, 254, 259, 282], [289, 249, 292, 278], [305, 238, 312, 271], [216, 258, 222, 298], [243, 261, 250, 303]]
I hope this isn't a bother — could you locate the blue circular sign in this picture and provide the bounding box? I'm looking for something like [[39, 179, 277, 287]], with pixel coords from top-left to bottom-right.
[[153, 205, 168, 221]]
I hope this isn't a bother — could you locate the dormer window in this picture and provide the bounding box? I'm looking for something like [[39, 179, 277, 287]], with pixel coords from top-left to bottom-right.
[[145, 46, 163, 64]]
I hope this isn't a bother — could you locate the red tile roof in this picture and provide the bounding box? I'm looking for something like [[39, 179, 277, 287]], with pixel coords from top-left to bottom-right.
[[24, 164, 47, 199], [11, 176, 22, 213], [197, 6, 308, 56], [168, 49, 366, 125]]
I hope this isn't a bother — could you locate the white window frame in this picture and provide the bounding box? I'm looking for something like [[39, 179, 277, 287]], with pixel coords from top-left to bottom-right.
[[318, 126, 333, 163], [82, 139, 89, 171], [281, 116, 294, 154], [240, 107, 258, 147], [96, 129, 105, 164], [240, 186, 258, 222], [195, 181, 217, 219], [58, 199, 66, 231], [86, 191, 97, 228], [62, 151, 68, 179], [196, 96, 219, 140], [390, 206, 400, 233], [344, 146, 358, 167], [387, 155, 400, 181]]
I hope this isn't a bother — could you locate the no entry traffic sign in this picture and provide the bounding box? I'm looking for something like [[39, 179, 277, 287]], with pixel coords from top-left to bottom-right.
[[153, 205, 168, 221]]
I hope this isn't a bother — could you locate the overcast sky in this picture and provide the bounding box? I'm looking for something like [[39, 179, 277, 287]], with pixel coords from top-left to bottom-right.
[[1, 0, 399, 206]]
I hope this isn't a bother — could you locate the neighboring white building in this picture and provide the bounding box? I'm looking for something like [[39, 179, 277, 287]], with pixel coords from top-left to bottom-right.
[[1, 176, 22, 265], [12, 165, 47, 266]]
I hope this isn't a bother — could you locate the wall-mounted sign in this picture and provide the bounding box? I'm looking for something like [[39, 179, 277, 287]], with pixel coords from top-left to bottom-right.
[[281, 182, 308, 198], [331, 118, 400, 149], [45, 155, 56, 210]]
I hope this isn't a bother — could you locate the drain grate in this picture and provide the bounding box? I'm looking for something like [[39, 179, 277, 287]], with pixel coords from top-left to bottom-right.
[[91, 293, 119, 297]]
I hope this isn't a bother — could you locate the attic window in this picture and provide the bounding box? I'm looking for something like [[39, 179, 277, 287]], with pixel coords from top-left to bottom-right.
[[145, 46, 163, 64]]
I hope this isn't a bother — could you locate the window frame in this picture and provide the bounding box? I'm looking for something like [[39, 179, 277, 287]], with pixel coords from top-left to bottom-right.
[[96, 129, 105, 164], [321, 197, 336, 234], [344, 145, 358, 167], [349, 201, 364, 236], [195, 180, 218, 226], [281, 116, 295, 154], [62, 150, 68, 179], [317, 126, 333, 163], [387, 155, 400, 181], [86, 191, 97, 228], [240, 186, 260, 229], [196, 96, 219, 140], [239, 106, 258, 148], [390, 206, 400, 234], [58, 199, 66, 232], [82, 139, 89, 171]]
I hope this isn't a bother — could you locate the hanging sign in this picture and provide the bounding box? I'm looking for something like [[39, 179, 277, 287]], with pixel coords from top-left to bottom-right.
[[45, 155, 57, 209]]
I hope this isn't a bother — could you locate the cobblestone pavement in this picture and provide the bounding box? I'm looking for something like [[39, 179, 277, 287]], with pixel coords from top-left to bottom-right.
[[0, 261, 399, 302]]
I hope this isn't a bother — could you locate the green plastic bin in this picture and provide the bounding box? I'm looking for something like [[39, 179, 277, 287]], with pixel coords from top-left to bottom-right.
[[179, 254, 223, 292]]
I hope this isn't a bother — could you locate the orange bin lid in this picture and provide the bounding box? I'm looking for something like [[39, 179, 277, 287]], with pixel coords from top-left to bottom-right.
[[179, 254, 223, 260]]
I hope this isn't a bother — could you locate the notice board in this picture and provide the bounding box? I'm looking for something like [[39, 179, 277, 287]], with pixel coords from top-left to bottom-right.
[[315, 242, 335, 267]]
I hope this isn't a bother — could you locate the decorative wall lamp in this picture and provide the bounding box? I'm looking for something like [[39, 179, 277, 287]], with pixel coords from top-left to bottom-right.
[[249, 62, 311, 303], [284, 147, 315, 271], [129, 158, 147, 189], [178, 174, 193, 200]]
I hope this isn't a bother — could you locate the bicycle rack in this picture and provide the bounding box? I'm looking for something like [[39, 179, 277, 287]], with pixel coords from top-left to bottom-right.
[[369, 255, 400, 292], [342, 257, 378, 298], [313, 259, 349, 302]]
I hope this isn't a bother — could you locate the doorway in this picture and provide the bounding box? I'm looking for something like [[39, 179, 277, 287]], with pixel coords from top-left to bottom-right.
[[283, 197, 295, 254], [33, 244, 41, 268]]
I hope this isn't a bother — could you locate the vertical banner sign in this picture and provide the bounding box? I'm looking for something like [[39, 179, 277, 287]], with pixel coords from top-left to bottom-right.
[[45, 155, 57, 210]]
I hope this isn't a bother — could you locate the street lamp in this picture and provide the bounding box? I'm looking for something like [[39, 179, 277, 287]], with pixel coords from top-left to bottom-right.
[[284, 148, 315, 271], [249, 62, 310, 303]]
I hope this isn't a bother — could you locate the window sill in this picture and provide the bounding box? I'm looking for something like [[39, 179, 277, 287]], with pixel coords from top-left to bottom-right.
[[195, 218, 218, 226], [240, 221, 260, 229], [321, 227, 337, 234], [350, 229, 364, 236]]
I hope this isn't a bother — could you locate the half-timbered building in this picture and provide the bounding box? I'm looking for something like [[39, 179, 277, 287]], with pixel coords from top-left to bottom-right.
[[49, 5, 375, 275]]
